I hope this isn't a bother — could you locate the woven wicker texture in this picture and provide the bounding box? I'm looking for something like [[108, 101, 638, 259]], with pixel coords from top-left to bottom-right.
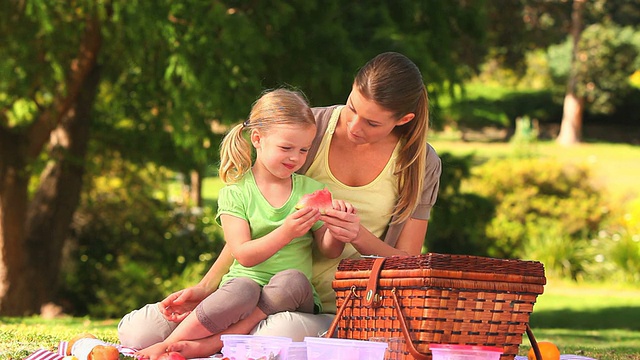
[[332, 253, 546, 360]]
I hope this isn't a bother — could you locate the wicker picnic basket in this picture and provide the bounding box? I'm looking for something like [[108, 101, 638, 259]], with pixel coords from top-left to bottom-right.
[[327, 253, 546, 360]]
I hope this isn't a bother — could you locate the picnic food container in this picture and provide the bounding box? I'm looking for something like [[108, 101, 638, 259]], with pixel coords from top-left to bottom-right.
[[369, 336, 406, 360], [287, 341, 308, 360], [328, 253, 546, 360], [304, 337, 388, 360], [429, 344, 503, 360], [220, 334, 292, 360], [71, 338, 120, 360]]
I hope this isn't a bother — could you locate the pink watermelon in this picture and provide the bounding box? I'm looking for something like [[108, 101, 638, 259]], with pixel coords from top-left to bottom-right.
[[295, 188, 333, 214]]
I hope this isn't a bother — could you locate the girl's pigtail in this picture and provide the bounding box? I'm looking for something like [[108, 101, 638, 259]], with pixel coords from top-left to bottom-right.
[[219, 123, 252, 184]]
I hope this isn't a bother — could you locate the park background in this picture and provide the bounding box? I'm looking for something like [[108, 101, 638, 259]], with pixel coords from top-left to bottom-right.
[[1, 1, 639, 359]]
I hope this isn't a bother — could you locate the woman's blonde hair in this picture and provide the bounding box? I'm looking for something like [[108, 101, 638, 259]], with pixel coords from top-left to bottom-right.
[[354, 52, 430, 224], [218, 88, 315, 184]]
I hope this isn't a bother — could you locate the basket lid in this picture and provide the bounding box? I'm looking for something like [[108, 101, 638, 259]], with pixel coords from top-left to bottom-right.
[[336, 253, 546, 285]]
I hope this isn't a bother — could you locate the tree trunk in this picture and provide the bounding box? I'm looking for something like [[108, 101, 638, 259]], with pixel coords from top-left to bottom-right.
[[190, 170, 203, 208], [22, 65, 100, 314], [0, 131, 31, 315], [0, 15, 102, 315], [556, 0, 586, 146]]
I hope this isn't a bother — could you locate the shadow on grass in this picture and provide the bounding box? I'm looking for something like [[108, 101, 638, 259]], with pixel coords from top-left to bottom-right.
[[529, 306, 640, 331]]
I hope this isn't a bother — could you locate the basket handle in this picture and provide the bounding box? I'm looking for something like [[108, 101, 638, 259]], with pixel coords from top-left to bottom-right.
[[526, 323, 542, 360], [325, 284, 355, 339], [363, 257, 386, 308], [326, 286, 428, 360], [388, 287, 430, 360]]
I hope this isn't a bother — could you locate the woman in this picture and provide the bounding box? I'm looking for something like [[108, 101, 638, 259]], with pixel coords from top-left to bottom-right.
[[119, 51, 442, 358]]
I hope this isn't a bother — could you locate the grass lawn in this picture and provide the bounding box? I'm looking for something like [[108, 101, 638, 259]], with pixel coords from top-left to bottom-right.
[[520, 278, 640, 359], [429, 138, 640, 202], [1, 280, 639, 359]]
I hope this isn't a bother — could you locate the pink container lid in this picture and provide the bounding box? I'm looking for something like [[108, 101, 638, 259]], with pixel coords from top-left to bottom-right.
[[429, 344, 504, 353]]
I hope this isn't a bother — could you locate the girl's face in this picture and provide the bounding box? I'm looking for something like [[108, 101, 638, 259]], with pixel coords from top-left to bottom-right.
[[344, 85, 414, 145], [251, 123, 316, 180]]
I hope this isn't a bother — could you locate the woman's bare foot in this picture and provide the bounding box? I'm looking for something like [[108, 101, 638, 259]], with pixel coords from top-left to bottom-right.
[[135, 341, 170, 360], [167, 336, 223, 359]]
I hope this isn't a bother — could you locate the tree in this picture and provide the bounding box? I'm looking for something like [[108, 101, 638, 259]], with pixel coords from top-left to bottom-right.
[[0, 3, 103, 315], [0, 1, 262, 315], [551, 1, 640, 145], [556, 0, 586, 146], [1, 0, 486, 315]]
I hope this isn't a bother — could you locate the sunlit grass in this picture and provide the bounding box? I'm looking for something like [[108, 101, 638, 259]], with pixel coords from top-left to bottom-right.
[[429, 139, 640, 202], [519, 278, 640, 360], [0, 317, 119, 359]]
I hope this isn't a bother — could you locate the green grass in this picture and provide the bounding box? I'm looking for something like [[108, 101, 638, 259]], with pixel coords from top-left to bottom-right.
[[1, 281, 638, 359], [519, 279, 640, 359], [0, 317, 119, 359], [429, 139, 640, 202]]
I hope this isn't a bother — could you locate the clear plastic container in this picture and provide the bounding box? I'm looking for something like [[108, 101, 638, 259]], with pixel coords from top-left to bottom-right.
[[304, 337, 388, 360], [369, 337, 406, 360], [221, 334, 292, 360], [429, 344, 503, 360], [287, 342, 307, 360]]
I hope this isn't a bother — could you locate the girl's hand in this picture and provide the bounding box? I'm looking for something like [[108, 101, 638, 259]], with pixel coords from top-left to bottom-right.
[[321, 201, 360, 243], [282, 207, 321, 240]]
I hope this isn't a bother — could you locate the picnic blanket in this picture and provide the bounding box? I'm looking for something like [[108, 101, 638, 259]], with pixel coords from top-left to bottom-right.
[[515, 357, 597, 360], [26, 342, 597, 360], [25, 341, 222, 360], [25, 341, 138, 360]]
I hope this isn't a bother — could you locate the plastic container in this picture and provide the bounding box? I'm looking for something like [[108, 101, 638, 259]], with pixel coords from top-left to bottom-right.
[[369, 337, 406, 360], [71, 338, 118, 360], [304, 337, 388, 360], [287, 342, 307, 360], [429, 344, 503, 360], [221, 334, 292, 360]]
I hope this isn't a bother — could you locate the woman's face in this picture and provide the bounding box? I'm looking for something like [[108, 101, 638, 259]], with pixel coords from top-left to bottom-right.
[[343, 85, 414, 145], [251, 123, 315, 180]]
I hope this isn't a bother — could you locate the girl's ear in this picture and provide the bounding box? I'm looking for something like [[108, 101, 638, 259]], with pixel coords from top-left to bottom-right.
[[250, 129, 262, 148], [396, 113, 415, 126]]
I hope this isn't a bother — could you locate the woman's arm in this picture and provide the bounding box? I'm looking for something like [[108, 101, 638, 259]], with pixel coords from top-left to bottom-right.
[[159, 245, 234, 321], [196, 244, 235, 292], [313, 225, 345, 259], [321, 209, 427, 257]]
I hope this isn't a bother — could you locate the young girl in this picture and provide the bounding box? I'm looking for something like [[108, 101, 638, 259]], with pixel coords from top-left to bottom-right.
[[135, 88, 350, 359]]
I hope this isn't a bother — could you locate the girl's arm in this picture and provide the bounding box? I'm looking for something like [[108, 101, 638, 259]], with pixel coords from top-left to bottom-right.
[[221, 206, 321, 267]]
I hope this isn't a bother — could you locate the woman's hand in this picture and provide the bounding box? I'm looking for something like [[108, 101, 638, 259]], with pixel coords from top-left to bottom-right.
[[158, 286, 210, 322], [321, 200, 360, 243]]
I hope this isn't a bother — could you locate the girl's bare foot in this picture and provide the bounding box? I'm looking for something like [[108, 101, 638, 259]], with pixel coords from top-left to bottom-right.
[[135, 341, 170, 360], [167, 336, 223, 359]]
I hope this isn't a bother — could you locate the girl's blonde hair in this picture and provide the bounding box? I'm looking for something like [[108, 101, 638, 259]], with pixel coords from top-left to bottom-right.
[[219, 88, 315, 184], [354, 52, 430, 224]]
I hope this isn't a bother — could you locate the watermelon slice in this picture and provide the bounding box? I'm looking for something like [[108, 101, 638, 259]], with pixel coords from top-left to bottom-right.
[[295, 188, 333, 214]]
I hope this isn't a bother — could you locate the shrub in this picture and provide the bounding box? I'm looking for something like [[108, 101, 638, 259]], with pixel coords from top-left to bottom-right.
[[58, 156, 224, 318], [426, 152, 495, 256], [466, 158, 608, 267], [587, 198, 640, 283]]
